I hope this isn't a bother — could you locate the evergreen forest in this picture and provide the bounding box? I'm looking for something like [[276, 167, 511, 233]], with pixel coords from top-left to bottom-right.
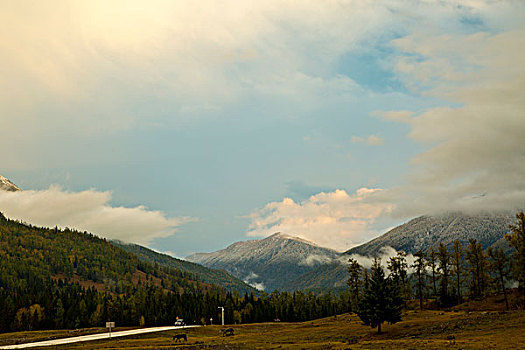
[[0, 213, 350, 332], [348, 212, 525, 333]]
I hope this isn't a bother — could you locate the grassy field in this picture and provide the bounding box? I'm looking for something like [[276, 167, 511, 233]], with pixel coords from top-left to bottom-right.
[[0, 309, 522, 349], [2, 293, 524, 349]]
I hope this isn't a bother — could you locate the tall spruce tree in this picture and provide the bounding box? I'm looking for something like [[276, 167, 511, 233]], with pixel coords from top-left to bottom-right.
[[506, 212, 525, 290], [412, 250, 427, 310], [437, 243, 453, 306], [357, 258, 402, 334], [347, 258, 362, 312]]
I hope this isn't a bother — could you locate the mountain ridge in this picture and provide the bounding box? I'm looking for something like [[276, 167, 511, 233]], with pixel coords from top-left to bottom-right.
[[188, 212, 517, 292], [346, 212, 514, 256], [0, 174, 21, 192], [186, 232, 340, 291], [113, 241, 257, 294], [298, 212, 516, 291]]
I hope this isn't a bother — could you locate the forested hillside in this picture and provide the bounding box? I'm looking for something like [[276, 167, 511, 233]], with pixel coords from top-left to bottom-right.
[[0, 212, 220, 331], [113, 241, 256, 294], [0, 213, 207, 294], [0, 213, 351, 332]]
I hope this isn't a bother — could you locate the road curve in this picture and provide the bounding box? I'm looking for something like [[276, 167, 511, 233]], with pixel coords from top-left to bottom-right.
[[0, 325, 200, 349]]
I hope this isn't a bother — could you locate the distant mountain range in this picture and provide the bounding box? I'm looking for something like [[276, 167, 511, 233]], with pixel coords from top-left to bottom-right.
[[300, 212, 515, 291], [186, 232, 340, 291], [187, 212, 517, 292], [1, 173, 518, 294]]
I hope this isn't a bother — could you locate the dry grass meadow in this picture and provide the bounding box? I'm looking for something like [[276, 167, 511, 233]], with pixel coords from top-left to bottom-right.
[[1, 293, 524, 349]]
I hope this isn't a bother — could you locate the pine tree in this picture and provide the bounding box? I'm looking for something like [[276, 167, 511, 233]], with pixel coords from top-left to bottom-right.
[[428, 247, 438, 297], [506, 212, 525, 289], [466, 239, 490, 298], [347, 258, 362, 312], [411, 250, 426, 310], [387, 252, 409, 302], [437, 243, 452, 306], [28, 304, 45, 331], [363, 268, 370, 291], [54, 299, 64, 329], [451, 240, 464, 305], [357, 258, 402, 334], [487, 247, 510, 310]]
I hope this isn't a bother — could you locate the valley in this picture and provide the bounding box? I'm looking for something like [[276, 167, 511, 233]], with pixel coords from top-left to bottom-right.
[[1, 296, 524, 349], [1, 174, 524, 349], [2, 1, 524, 348]]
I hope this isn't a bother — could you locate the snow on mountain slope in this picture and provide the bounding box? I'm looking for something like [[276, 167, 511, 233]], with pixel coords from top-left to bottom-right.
[[0, 174, 21, 192], [186, 232, 341, 291]]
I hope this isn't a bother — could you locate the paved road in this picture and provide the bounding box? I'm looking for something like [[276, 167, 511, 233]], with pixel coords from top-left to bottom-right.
[[0, 325, 199, 349]]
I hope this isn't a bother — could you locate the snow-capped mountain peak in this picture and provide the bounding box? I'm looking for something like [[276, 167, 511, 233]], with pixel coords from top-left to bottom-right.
[[266, 232, 319, 246], [186, 232, 339, 291], [0, 174, 21, 192]]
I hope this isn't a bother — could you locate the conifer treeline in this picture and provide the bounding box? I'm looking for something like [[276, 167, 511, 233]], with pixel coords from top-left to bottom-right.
[[348, 211, 525, 315], [347, 240, 511, 313], [0, 276, 352, 332], [0, 213, 350, 332], [347, 212, 524, 333]]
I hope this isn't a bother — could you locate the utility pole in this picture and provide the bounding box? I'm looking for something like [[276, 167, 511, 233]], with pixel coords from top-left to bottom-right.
[[218, 306, 224, 326]]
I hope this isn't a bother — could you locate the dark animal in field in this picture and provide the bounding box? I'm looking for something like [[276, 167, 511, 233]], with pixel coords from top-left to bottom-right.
[[220, 327, 234, 336], [172, 333, 187, 342]]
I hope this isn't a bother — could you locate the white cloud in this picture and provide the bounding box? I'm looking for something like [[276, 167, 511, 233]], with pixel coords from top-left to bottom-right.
[[350, 135, 384, 146], [299, 253, 336, 266], [347, 246, 415, 272], [300, 247, 417, 276], [246, 188, 393, 251], [0, 186, 191, 244], [361, 27, 525, 222], [372, 110, 414, 123], [377, 26, 525, 217], [349, 136, 365, 144], [0, 1, 385, 130], [0, 0, 386, 170], [243, 272, 265, 291], [1, 1, 500, 158]]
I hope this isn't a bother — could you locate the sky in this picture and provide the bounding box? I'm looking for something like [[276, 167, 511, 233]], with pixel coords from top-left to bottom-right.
[[1, 0, 524, 256]]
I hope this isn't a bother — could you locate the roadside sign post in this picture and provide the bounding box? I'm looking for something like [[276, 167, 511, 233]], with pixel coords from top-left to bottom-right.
[[106, 322, 115, 338], [218, 307, 224, 326]]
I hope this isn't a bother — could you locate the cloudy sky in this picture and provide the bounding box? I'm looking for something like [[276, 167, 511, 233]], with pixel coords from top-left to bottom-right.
[[1, 0, 524, 255]]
